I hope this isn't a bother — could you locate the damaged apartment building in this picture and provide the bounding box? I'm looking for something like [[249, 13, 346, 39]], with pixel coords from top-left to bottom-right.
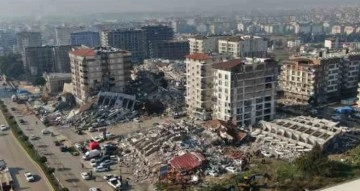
[[185, 53, 230, 119], [69, 47, 132, 103], [185, 52, 277, 126], [212, 58, 278, 126], [279, 50, 360, 105]]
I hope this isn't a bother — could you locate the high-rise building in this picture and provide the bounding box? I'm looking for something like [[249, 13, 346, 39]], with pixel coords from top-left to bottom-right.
[[151, 40, 189, 60], [141, 25, 174, 58], [279, 51, 360, 105], [185, 53, 229, 119], [16, 31, 42, 53], [69, 47, 132, 103], [100, 29, 145, 64], [0, 30, 16, 53], [188, 35, 226, 54], [70, 31, 100, 47], [55, 26, 84, 45], [218, 35, 268, 58], [24, 45, 72, 76], [212, 58, 277, 126]]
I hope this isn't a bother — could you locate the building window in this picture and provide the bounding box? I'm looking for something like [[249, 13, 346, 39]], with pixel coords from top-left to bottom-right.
[[225, 75, 228, 80], [218, 73, 222, 78]]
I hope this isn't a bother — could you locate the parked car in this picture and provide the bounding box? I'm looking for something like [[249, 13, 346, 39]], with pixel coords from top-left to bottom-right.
[[54, 141, 61, 146], [75, 143, 82, 149], [83, 150, 101, 160], [19, 119, 25, 124], [107, 177, 122, 189], [99, 132, 114, 139], [89, 188, 101, 191], [24, 172, 35, 182], [81, 172, 91, 180], [0, 124, 8, 131], [60, 145, 68, 152], [92, 136, 104, 142], [30, 135, 38, 140], [93, 165, 110, 172], [41, 129, 51, 135], [100, 160, 113, 167], [90, 159, 98, 167], [103, 174, 115, 180]]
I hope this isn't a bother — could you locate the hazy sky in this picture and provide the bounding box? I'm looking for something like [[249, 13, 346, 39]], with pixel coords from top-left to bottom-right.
[[0, 0, 358, 17]]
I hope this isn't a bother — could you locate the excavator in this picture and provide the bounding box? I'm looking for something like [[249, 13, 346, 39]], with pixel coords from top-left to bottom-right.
[[238, 173, 271, 191]]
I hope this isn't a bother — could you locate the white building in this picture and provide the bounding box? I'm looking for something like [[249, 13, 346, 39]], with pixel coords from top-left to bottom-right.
[[212, 58, 277, 126], [331, 25, 343, 34], [287, 39, 302, 48], [55, 26, 84, 45], [185, 53, 229, 119], [218, 35, 268, 58], [69, 47, 132, 103], [43, 73, 72, 94], [324, 38, 341, 50], [188, 35, 225, 54]]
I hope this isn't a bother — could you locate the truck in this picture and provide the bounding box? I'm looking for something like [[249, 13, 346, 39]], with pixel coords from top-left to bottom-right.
[[82, 150, 101, 160]]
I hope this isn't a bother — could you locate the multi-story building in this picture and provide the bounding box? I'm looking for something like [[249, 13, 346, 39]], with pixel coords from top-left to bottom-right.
[[185, 53, 230, 119], [188, 35, 226, 54], [55, 26, 84, 45], [23, 45, 72, 76], [218, 36, 268, 58], [100, 29, 145, 64], [151, 40, 189, 60], [16, 31, 42, 53], [69, 47, 132, 103], [212, 58, 277, 126], [43, 73, 72, 94], [279, 50, 360, 105], [141, 25, 174, 58], [0, 30, 16, 53], [70, 31, 100, 47], [324, 38, 342, 50]]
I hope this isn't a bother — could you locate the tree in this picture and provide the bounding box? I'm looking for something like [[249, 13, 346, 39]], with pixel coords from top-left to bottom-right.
[[33, 76, 46, 86]]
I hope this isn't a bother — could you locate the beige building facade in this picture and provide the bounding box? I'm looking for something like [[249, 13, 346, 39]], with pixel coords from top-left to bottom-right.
[[69, 47, 132, 103], [218, 35, 268, 58], [185, 53, 230, 119]]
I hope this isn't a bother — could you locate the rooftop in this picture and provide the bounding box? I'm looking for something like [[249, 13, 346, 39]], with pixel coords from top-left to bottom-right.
[[69, 48, 95, 57], [185, 53, 210, 61], [220, 35, 262, 42], [169, 152, 206, 171], [213, 59, 243, 70], [70, 47, 131, 57]]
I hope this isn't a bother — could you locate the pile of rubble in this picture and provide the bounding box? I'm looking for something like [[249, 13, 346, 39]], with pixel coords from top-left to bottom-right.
[[117, 120, 251, 183], [251, 116, 359, 161], [65, 92, 139, 129], [128, 59, 186, 114]]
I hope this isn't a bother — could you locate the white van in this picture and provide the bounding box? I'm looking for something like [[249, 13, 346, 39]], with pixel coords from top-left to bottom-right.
[[82, 150, 101, 160]]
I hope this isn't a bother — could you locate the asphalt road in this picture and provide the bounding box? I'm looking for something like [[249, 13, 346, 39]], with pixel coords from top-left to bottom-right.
[[4, 98, 117, 191], [0, 110, 52, 190]]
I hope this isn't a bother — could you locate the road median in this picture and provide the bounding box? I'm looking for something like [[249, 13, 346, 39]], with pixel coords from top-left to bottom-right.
[[0, 99, 68, 191]]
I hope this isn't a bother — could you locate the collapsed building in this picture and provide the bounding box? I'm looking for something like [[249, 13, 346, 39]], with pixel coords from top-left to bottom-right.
[[97, 92, 136, 110], [254, 116, 350, 160]]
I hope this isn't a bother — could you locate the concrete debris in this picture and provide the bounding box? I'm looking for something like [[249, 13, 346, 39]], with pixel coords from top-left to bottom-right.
[[117, 120, 250, 183], [128, 59, 186, 115], [252, 116, 357, 161]]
